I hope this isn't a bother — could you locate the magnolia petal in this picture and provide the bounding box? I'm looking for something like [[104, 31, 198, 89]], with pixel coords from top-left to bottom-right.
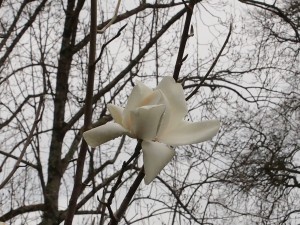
[[142, 141, 175, 184], [124, 82, 153, 114], [158, 120, 220, 146], [130, 104, 165, 140], [139, 89, 162, 106], [123, 82, 153, 130], [107, 104, 124, 125], [83, 122, 127, 148], [156, 77, 188, 134], [157, 77, 187, 118]]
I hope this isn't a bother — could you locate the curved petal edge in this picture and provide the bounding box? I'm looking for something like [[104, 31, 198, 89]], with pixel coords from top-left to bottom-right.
[[159, 119, 220, 146], [107, 104, 124, 125], [83, 122, 127, 148], [142, 141, 175, 185]]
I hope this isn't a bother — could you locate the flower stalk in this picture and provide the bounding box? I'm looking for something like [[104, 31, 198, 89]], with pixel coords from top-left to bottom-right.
[[108, 167, 145, 225]]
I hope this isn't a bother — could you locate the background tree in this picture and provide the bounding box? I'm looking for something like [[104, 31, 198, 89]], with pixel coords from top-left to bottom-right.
[[215, 0, 300, 224], [0, 0, 299, 225]]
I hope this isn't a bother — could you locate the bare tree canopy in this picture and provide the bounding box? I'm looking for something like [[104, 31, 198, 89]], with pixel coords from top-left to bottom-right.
[[0, 0, 299, 225]]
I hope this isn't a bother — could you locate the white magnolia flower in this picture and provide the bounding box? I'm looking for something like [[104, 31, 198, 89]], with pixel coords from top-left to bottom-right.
[[83, 77, 220, 184]]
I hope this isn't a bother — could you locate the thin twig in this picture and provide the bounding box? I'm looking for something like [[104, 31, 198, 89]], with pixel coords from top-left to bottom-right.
[[94, 24, 127, 66], [186, 23, 232, 100], [0, 97, 44, 189], [97, 0, 122, 34], [173, 0, 197, 82]]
